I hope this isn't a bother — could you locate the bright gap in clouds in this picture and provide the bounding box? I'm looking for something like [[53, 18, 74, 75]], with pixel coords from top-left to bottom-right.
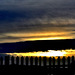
[[6, 49, 75, 58]]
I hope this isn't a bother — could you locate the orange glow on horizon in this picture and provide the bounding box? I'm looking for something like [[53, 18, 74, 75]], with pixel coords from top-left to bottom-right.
[[1, 31, 74, 43], [22, 36, 72, 41]]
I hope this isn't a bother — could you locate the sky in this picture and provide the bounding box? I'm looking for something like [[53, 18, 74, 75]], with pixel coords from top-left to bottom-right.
[[0, 0, 75, 43]]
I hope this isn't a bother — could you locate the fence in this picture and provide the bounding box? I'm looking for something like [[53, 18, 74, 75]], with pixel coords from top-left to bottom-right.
[[0, 56, 75, 74], [0, 56, 74, 68]]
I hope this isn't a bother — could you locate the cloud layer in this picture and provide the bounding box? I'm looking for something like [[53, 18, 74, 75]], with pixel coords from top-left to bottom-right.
[[0, 0, 75, 43]]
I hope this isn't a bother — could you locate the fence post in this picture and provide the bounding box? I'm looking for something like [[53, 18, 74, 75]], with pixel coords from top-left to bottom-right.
[[67, 56, 70, 68], [49, 57, 52, 75], [39, 56, 41, 66], [43, 57, 46, 67], [70, 56, 75, 73], [16, 56, 19, 65], [72, 56, 74, 63], [30, 56, 33, 66], [62, 56, 65, 68], [11, 56, 14, 65], [49, 57, 51, 68], [21, 56, 24, 65], [57, 57, 60, 68], [53, 57, 55, 69], [5, 56, 9, 65], [0, 57, 3, 65], [35, 57, 38, 66], [26, 56, 29, 66]]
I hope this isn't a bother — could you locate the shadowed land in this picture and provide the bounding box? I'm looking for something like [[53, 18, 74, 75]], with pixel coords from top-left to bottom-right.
[[0, 39, 75, 53]]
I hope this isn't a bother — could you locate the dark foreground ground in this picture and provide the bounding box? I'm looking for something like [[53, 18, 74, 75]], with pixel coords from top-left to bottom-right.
[[0, 65, 75, 75]]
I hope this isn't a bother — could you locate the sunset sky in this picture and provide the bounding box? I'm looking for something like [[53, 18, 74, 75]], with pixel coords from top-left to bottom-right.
[[0, 0, 75, 43]]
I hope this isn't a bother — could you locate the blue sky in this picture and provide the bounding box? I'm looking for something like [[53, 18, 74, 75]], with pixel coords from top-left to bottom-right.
[[0, 0, 75, 43]]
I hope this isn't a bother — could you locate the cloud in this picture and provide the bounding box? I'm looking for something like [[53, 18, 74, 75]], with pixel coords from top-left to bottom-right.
[[0, 17, 75, 40], [20, 18, 75, 26], [0, 29, 74, 43], [0, 0, 75, 43], [1, 17, 75, 33], [0, 0, 75, 10]]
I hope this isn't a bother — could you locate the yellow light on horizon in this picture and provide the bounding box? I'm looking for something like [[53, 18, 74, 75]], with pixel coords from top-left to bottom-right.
[[5, 49, 75, 58], [22, 36, 72, 41], [5, 50, 70, 57], [40, 50, 66, 57]]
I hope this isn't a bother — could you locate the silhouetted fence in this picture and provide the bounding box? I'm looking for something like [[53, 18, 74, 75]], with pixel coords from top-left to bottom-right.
[[0, 56, 75, 68]]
